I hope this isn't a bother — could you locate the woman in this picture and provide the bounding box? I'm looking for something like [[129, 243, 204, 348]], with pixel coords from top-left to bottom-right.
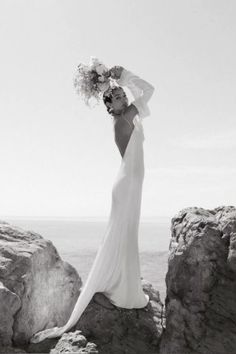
[[30, 65, 155, 343]]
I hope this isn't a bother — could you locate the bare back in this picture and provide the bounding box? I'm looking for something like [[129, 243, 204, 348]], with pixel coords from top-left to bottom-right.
[[114, 104, 138, 158]]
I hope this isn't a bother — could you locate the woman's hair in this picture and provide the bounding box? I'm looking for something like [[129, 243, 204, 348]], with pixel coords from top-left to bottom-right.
[[103, 86, 127, 116]]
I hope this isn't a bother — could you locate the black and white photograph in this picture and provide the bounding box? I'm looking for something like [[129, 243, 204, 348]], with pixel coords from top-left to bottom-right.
[[0, 1, 235, 353]]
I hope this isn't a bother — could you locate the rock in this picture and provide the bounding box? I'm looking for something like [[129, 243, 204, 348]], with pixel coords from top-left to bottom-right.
[[0, 281, 21, 346], [27, 283, 163, 354], [70, 280, 163, 354], [0, 221, 82, 348], [0, 347, 27, 353], [159, 205, 236, 354], [46, 280, 163, 354], [50, 330, 99, 353]]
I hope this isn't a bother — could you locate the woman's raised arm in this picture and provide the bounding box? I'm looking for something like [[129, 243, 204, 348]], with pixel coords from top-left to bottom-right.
[[116, 68, 155, 119]]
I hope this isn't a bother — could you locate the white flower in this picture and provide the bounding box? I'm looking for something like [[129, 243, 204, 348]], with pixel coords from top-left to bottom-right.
[[96, 64, 107, 75], [74, 56, 111, 106]]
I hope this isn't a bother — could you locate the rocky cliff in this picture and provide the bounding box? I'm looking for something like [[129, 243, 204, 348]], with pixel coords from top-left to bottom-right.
[[1, 205, 236, 354], [159, 205, 236, 354]]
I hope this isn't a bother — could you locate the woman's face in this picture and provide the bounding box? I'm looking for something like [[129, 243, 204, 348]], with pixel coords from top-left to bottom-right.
[[110, 88, 128, 113]]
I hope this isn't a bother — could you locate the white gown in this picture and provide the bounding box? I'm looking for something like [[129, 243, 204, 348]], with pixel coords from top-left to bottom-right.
[[30, 69, 155, 343]]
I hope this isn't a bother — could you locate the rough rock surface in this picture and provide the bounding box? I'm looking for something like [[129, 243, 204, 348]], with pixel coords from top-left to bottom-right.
[[50, 330, 99, 353], [70, 281, 163, 354], [28, 281, 164, 354], [159, 205, 236, 354], [0, 220, 82, 348]]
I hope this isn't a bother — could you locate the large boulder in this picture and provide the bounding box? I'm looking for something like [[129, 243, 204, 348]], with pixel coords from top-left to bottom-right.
[[159, 205, 236, 354], [0, 220, 81, 348], [31, 283, 163, 354], [69, 282, 163, 354]]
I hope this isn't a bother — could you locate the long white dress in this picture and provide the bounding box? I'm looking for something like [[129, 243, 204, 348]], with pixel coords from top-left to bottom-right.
[[30, 69, 155, 343]]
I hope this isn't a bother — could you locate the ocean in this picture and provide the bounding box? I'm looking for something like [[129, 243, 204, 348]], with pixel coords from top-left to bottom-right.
[[5, 218, 171, 303]]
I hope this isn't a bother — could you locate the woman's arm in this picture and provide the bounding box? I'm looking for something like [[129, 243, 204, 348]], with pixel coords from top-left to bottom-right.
[[116, 68, 155, 119]]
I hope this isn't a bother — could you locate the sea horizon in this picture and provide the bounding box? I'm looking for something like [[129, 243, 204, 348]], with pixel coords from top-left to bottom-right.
[[0, 215, 172, 222], [2, 217, 171, 302]]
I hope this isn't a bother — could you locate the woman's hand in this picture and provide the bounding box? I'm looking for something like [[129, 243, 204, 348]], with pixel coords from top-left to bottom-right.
[[108, 66, 124, 80]]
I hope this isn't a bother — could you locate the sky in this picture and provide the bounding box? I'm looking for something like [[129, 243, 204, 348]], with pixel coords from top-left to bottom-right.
[[0, 0, 235, 220]]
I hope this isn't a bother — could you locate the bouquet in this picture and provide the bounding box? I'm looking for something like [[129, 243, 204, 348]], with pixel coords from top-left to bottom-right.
[[73, 56, 114, 107]]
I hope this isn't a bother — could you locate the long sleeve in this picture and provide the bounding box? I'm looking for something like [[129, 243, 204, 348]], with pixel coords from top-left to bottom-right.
[[116, 68, 155, 120]]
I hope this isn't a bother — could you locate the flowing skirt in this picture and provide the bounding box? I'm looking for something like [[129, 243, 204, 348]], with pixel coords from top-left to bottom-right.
[[30, 122, 149, 343]]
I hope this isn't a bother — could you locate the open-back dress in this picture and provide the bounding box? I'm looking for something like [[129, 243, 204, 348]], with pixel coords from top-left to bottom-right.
[[30, 68, 155, 343]]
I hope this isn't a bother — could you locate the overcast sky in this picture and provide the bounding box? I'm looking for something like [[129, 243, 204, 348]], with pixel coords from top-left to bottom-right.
[[0, 0, 235, 219]]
